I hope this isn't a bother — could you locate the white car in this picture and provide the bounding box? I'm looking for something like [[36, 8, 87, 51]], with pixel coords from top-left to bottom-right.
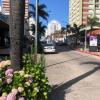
[[43, 43, 56, 53]]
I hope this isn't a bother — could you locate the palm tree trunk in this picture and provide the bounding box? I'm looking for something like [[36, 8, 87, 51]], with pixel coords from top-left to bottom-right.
[[10, 0, 25, 70]]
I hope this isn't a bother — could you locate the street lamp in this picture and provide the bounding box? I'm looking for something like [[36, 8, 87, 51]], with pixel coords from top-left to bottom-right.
[[84, 25, 87, 50], [84, 10, 88, 50], [34, 0, 39, 63]]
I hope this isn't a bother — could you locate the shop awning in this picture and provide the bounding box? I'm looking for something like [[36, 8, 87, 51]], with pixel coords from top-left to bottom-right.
[[89, 30, 100, 35]]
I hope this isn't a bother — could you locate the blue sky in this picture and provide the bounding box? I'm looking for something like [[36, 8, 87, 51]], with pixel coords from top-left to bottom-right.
[[0, 0, 1, 5], [30, 0, 69, 27]]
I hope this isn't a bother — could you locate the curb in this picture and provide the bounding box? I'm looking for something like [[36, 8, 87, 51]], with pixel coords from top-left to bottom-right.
[[76, 49, 100, 57]]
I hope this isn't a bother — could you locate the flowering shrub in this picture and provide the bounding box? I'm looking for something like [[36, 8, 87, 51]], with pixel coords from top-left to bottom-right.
[[0, 55, 51, 100]]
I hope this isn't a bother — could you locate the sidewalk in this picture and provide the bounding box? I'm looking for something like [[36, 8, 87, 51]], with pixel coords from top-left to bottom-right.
[[76, 48, 100, 57]]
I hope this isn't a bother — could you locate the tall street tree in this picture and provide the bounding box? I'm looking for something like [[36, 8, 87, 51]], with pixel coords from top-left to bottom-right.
[[29, 3, 49, 21], [29, 3, 49, 57], [10, 0, 25, 70], [88, 16, 99, 30], [29, 3, 49, 36]]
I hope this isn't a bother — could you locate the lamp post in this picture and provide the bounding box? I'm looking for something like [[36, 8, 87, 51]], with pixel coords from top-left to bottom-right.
[[84, 8, 88, 50], [84, 25, 87, 50], [34, 0, 39, 63]]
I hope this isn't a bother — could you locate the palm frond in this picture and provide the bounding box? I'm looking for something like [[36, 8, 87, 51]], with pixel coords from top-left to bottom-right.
[[29, 4, 35, 10]]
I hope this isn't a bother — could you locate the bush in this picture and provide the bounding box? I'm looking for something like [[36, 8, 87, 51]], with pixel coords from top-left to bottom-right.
[[0, 54, 51, 100]]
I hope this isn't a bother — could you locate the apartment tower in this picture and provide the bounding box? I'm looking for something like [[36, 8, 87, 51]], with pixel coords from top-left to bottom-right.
[[1, 0, 29, 18], [69, 0, 100, 26]]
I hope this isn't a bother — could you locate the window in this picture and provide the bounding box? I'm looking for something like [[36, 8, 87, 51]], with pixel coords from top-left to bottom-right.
[[95, 4, 99, 8], [95, 0, 99, 2]]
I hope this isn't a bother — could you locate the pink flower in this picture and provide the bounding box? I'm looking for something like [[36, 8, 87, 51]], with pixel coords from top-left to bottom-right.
[[0, 60, 11, 69], [0, 96, 6, 100], [7, 73, 13, 78], [6, 92, 16, 100], [29, 79, 33, 83], [18, 97, 25, 100], [28, 75, 33, 83], [5, 68, 13, 76]]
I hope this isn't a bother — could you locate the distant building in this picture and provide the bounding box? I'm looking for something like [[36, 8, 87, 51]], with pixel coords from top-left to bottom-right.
[[0, 0, 29, 49], [46, 20, 61, 37], [0, 6, 1, 12], [1, 0, 29, 18], [69, 0, 100, 26], [28, 17, 35, 36]]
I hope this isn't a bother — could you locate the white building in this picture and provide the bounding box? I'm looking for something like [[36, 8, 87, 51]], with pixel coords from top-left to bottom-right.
[[69, 0, 100, 26], [0, 6, 1, 12], [28, 17, 35, 37], [1, 0, 29, 18], [46, 20, 61, 37]]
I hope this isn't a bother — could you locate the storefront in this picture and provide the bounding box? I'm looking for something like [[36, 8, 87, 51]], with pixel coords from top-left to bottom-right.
[[0, 14, 9, 48]]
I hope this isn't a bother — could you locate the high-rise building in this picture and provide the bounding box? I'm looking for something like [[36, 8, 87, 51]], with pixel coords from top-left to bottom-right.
[[1, 0, 29, 18], [69, 0, 100, 26], [46, 20, 61, 36]]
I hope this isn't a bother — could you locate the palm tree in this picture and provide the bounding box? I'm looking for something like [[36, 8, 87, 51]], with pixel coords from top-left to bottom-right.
[[38, 21, 47, 36], [61, 27, 66, 34], [29, 3, 49, 21], [30, 21, 47, 37], [88, 16, 99, 30], [29, 3, 48, 55], [10, 0, 25, 70], [66, 24, 71, 34], [29, 3, 49, 37]]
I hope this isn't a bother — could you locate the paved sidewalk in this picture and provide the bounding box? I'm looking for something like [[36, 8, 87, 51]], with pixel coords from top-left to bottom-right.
[[46, 46, 100, 100], [76, 49, 100, 57]]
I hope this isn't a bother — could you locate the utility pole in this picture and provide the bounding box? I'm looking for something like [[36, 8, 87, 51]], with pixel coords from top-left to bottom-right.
[[84, 25, 87, 50], [34, 0, 39, 63], [84, 5, 88, 50]]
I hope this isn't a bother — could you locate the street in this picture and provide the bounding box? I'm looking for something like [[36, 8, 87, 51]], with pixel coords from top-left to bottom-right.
[[45, 46, 100, 100]]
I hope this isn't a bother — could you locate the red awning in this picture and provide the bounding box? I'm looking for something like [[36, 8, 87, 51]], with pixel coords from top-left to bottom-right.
[[89, 30, 100, 35]]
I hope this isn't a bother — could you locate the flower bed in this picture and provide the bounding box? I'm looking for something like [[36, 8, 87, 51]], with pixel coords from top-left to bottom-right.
[[0, 54, 51, 100]]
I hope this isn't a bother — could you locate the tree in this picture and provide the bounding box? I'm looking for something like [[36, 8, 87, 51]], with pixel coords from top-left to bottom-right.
[[29, 3, 49, 21], [61, 27, 66, 34], [66, 24, 71, 33], [88, 16, 99, 30], [29, 3, 49, 54], [38, 21, 47, 36], [30, 21, 47, 37], [10, 0, 25, 70]]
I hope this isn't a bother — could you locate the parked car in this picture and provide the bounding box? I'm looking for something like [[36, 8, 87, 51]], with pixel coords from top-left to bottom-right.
[[43, 43, 56, 53], [55, 41, 67, 46]]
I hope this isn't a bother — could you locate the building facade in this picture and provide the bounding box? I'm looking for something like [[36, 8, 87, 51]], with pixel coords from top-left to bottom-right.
[[46, 20, 61, 37], [1, 0, 29, 18], [69, 0, 100, 26]]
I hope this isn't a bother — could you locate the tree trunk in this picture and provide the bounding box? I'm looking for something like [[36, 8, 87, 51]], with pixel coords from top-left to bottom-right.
[[10, 0, 25, 70]]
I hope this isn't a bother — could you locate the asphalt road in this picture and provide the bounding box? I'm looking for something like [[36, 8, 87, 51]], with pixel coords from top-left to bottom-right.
[[45, 46, 100, 100]]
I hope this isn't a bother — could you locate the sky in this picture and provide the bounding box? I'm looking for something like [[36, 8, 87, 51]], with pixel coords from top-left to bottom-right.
[[30, 0, 69, 27], [0, 0, 1, 5]]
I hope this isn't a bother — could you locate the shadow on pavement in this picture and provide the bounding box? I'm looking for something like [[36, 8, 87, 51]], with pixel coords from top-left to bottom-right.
[[48, 62, 100, 100], [46, 56, 87, 68]]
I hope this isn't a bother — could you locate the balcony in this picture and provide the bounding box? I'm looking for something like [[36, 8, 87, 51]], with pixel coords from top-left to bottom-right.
[[88, 1, 94, 5]]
